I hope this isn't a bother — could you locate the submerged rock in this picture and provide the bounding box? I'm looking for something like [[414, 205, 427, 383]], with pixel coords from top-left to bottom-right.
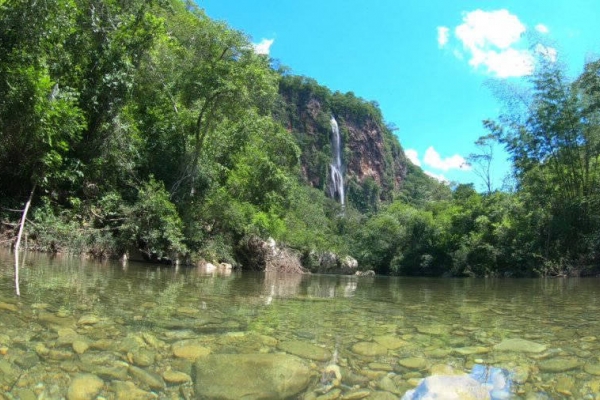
[[493, 338, 547, 353], [351, 341, 388, 357], [538, 357, 581, 372], [66, 374, 104, 400], [128, 365, 165, 390], [398, 357, 427, 370], [277, 340, 331, 362], [193, 353, 311, 399], [171, 340, 211, 360], [162, 370, 191, 384], [373, 335, 407, 350], [112, 381, 157, 400]]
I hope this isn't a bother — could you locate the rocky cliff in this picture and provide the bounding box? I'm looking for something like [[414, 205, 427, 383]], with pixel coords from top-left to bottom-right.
[[277, 75, 407, 211]]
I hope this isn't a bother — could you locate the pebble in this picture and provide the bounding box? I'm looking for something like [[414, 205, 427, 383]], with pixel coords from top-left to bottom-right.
[[351, 342, 388, 357]]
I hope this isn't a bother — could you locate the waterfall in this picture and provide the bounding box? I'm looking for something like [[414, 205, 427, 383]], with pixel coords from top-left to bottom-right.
[[329, 116, 345, 207]]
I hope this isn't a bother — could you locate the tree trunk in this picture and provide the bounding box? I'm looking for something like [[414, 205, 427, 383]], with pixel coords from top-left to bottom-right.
[[14, 184, 36, 296]]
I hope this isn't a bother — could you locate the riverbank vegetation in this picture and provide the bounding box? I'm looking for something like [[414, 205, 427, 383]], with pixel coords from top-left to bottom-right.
[[1, 0, 599, 276]]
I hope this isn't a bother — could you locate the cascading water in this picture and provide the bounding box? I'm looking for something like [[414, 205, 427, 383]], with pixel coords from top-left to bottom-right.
[[329, 116, 345, 207]]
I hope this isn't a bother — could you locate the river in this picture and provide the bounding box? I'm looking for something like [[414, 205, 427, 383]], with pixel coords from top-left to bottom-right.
[[1, 250, 599, 399]]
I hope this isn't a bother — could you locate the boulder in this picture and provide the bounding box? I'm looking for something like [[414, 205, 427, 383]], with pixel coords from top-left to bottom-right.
[[193, 353, 311, 399], [236, 236, 307, 274], [305, 251, 359, 274]]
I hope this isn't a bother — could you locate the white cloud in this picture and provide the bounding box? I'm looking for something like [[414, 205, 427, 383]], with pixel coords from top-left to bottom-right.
[[437, 26, 450, 48], [425, 170, 449, 184], [448, 9, 535, 77], [423, 146, 470, 171], [253, 38, 274, 55], [535, 23, 549, 34], [477, 48, 534, 78], [405, 149, 421, 166]]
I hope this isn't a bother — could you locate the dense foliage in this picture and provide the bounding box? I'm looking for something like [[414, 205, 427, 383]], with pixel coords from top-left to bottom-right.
[[1, 0, 599, 276]]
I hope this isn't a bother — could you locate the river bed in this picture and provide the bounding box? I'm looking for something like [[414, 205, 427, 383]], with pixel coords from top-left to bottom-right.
[[1, 250, 600, 399]]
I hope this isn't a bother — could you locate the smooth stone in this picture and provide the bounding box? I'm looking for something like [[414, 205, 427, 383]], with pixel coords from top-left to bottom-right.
[[88, 365, 129, 381], [258, 334, 278, 346], [128, 365, 165, 390], [90, 339, 114, 350], [424, 348, 451, 358], [141, 332, 163, 349], [316, 388, 342, 400], [47, 349, 74, 360], [369, 362, 394, 371], [351, 341, 388, 357], [453, 346, 490, 355], [12, 389, 36, 400], [359, 369, 387, 380], [277, 340, 332, 362], [415, 325, 448, 336], [172, 341, 211, 360], [401, 375, 491, 400], [0, 360, 19, 386], [176, 306, 200, 315], [72, 340, 90, 354], [341, 388, 372, 399], [585, 363, 600, 375], [193, 353, 311, 399], [555, 375, 575, 396], [132, 348, 155, 367], [58, 328, 78, 338], [429, 364, 463, 376], [367, 391, 397, 400], [398, 357, 428, 370], [112, 381, 157, 400], [538, 357, 581, 372], [162, 370, 191, 384], [0, 302, 18, 312], [373, 335, 408, 350], [378, 374, 401, 394], [494, 338, 547, 353], [38, 312, 76, 328], [14, 353, 40, 369], [512, 365, 530, 383], [66, 374, 104, 400], [77, 314, 100, 325]]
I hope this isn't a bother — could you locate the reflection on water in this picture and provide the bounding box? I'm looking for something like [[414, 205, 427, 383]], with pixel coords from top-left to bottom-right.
[[1, 250, 600, 398]]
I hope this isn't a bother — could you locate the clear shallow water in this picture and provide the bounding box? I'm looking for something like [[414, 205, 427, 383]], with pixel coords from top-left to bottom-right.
[[1, 250, 600, 399]]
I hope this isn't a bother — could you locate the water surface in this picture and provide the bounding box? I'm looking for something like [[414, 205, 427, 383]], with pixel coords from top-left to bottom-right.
[[1, 250, 599, 399]]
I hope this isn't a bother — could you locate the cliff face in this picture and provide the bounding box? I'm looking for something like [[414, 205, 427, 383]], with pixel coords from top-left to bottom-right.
[[277, 75, 407, 211]]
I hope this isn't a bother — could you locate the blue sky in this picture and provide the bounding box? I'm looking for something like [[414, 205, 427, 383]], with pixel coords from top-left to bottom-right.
[[197, 0, 600, 190]]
